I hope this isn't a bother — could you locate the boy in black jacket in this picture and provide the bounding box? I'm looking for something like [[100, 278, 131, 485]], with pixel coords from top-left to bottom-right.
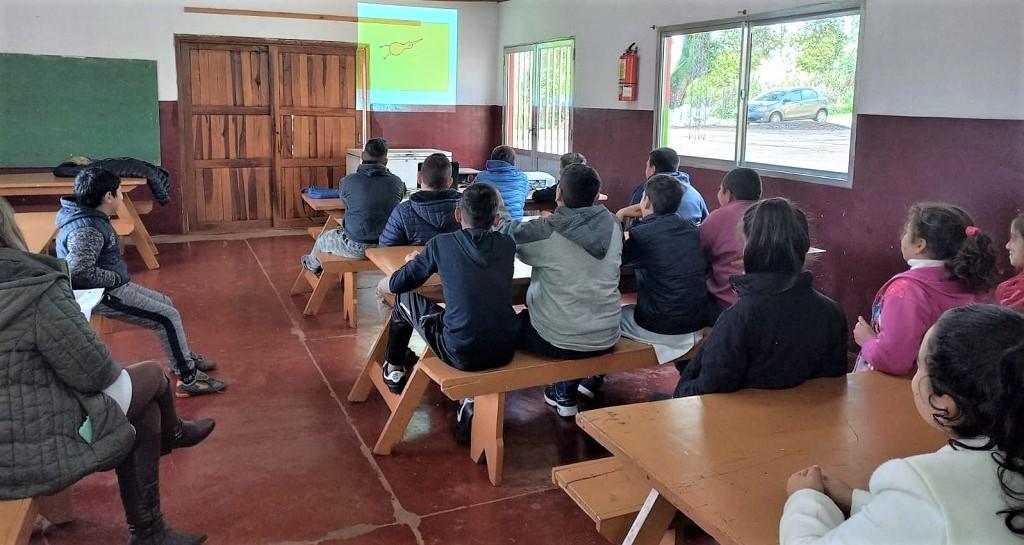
[[380, 184, 518, 394], [619, 174, 718, 364]]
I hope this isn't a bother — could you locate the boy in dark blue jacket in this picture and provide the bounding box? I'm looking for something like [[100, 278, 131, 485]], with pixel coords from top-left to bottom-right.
[[378, 153, 460, 246], [380, 183, 518, 394], [619, 174, 718, 364]]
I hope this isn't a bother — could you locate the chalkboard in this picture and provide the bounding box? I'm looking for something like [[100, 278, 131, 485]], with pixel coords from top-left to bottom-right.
[[0, 53, 160, 167]]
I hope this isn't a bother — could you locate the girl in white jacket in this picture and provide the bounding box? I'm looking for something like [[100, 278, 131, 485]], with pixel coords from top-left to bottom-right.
[[781, 304, 1024, 544]]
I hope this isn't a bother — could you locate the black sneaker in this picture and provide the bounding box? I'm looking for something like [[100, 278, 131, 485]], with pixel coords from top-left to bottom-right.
[[382, 364, 408, 394], [577, 376, 605, 400], [543, 385, 579, 417], [453, 398, 474, 445]]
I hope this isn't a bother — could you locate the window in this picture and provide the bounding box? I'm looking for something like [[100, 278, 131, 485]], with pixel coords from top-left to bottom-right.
[[504, 39, 574, 172], [658, 8, 861, 183]]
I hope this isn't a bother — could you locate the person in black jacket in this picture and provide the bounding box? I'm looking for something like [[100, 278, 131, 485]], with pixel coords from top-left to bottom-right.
[[378, 153, 460, 246], [619, 175, 718, 365], [379, 183, 518, 395], [674, 198, 847, 398], [301, 138, 405, 271], [530, 152, 587, 204]]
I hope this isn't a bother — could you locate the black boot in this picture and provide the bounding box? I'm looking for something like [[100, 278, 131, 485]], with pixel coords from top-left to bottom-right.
[[127, 518, 207, 545], [119, 405, 207, 545], [160, 419, 216, 456]]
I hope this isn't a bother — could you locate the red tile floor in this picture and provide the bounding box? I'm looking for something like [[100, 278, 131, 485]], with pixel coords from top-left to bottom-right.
[[30, 235, 718, 545]]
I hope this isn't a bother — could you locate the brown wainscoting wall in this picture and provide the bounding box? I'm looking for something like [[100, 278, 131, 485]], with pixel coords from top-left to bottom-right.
[[368, 105, 503, 170]]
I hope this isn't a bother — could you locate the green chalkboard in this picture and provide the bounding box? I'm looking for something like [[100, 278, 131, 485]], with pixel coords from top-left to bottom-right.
[[0, 53, 160, 167]]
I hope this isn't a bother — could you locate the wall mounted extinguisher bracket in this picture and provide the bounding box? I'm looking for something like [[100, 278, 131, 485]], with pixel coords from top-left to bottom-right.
[[618, 43, 639, 102]]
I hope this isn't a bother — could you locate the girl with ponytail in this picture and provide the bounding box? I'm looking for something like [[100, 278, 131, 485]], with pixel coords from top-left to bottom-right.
[[782, 304, 1024, 544], [854, 203, 998, 376], [997, 212, 1024, 310]]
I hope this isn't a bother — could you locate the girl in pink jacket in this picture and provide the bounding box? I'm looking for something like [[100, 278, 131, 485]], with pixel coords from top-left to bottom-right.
[[854, 203, 998, 376], [997, 212, 1024, 310]]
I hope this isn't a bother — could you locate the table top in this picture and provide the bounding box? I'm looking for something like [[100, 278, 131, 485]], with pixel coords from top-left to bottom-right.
[[577, 371, 947, 545], [366, 245, 532, 289], [14, 211, 59, 253], [0, 173, 146, 194], [301, 193, 346, 212]]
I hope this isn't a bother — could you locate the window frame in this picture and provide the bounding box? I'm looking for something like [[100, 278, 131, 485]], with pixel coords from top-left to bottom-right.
[[654, 3, 864, 187], [502, 37, 576, 172]]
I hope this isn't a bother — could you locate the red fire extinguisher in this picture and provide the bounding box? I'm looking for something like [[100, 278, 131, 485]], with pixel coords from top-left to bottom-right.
[[618, 43, 639, 102]]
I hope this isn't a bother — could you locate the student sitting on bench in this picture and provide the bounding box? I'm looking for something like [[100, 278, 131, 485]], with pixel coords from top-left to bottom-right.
[[301, 138, 405, 271], [56, 167, 226, 398], [378, 153, 461, 247], [700, 167, 763, 309], [2, 197, 214, 545], [530, 152, 587, 204], [619, 174, 718, 364], [616, 147, 708, 225], [674, 198, 847, 398], [380, 183, 518, 399], [474, 145, 529, 222], [504, 164, 623, 417]]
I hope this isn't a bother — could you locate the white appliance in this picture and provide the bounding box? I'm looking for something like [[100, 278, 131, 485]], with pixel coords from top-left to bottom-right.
[[346, 148, 453, 191]]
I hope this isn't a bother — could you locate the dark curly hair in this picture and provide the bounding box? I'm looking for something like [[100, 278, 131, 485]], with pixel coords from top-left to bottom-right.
[[924, 304, 1024, 534], [905, 203, 998, 293]]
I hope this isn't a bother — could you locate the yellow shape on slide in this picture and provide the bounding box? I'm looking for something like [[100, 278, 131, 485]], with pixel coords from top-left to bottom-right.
[[359, 21, 450, 92]]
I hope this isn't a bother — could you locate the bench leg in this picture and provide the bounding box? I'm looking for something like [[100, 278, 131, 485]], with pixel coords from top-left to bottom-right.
[[348, 321, 390, 402], [303, 273, 336, 316], [470, 392, 506, 486], [122, 196, 158, 255], [37, 488, 74, 525], [290, 268, 312, 295], [373, 366, 431, 455], [623, 490, 678, 545], [343, 271, 358, 328]]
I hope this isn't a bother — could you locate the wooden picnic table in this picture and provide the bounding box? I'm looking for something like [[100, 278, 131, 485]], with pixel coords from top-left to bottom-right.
[[0, 174, 159, 269], [300, 193, 346, 213], [14, 211, 59, 254], [575, 371, 947, 545]]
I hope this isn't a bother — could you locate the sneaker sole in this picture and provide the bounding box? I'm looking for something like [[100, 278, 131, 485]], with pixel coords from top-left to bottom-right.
[[577, 385, 597, 399], [543, 393, 579, 417]]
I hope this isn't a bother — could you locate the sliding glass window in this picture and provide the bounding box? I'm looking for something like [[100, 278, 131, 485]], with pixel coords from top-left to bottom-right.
[[658, 8, 861, 184]]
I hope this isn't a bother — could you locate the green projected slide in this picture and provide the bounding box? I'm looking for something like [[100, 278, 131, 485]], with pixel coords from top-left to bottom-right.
[[358, 3, 458, 107]]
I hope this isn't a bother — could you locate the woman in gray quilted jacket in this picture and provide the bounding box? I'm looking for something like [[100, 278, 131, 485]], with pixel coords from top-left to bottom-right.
[[0, 198, 214, 545]]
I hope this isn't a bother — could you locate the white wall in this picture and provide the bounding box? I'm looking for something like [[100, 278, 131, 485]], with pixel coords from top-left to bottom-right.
[[0, 0, 499, 104], [497, 0, 1024, 120]]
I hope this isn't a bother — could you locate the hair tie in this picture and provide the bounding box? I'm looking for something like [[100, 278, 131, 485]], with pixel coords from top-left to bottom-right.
[[965, 226, 980, 236]]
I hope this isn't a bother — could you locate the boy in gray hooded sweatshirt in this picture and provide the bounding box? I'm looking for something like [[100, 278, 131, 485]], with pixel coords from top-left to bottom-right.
[[503, 164, 623, 416]]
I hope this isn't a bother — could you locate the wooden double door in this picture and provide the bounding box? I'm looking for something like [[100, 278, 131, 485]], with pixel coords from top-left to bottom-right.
[[176, 37, 362, 232]]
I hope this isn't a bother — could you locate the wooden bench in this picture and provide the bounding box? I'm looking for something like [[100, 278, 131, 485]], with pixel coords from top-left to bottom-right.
[[0, 489, 74, 545], [347, 337, 661, 485], [554, 458, 690, 545], [289, 253, 379, 326], [553, 457, 650, 543]]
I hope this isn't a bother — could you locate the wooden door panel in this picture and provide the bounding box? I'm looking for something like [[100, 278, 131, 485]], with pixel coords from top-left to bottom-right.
[[192, 115, 273, 160], [276, 166, 345, 226], [278, 52, 354, 109], [193, 167, 272, 224], [281, 115, 356, 159], [272, 45, 360, 227], [189, 49, 270, 107]]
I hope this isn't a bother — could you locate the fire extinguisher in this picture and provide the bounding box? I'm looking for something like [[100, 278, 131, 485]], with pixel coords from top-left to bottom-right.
[[618, 43, 639, 102]]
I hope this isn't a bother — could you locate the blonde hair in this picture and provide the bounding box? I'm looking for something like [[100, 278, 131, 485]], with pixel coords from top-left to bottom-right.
[[0, 198, 29, 252]]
